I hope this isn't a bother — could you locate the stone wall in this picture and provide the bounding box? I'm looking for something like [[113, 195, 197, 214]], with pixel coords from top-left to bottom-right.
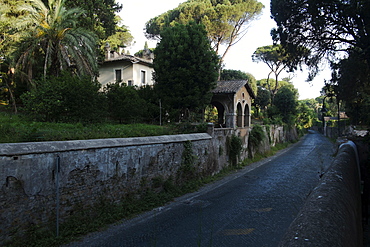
[[0, 125, 296, 242], [0, 134, 222, 242]]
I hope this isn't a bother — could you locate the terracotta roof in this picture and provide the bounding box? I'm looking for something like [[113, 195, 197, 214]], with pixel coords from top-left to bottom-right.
[[212, 80, 255, 98], [104, 54, 153, 66]]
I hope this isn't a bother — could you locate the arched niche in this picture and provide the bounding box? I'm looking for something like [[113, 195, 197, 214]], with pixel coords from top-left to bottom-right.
[[237, 102, 243, 128], [244, 104, 250, 127]]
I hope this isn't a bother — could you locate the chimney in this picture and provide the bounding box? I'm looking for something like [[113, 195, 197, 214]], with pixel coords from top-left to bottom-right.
[[104, 42, 111, 60]]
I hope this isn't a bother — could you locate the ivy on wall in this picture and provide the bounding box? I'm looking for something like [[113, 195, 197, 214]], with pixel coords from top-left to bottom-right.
[[226, 135, 243, 166]]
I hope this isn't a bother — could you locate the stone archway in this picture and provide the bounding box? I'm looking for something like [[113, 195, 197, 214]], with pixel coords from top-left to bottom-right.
[[210, 101, 226, 127]]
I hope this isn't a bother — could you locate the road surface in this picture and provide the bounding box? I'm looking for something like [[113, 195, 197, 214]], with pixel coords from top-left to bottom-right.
[[66, 130, 334, 247]]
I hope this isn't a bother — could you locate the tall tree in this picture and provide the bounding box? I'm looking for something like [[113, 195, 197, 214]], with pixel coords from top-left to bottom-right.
[[153, 22, 219, 121], [330, 49, 370, 124], [272, 84, 298, 124], [254, 86, 271, 116], [252, 44, 309, 98], [12, 0, 98, 82], [146, 0, 263, 72]]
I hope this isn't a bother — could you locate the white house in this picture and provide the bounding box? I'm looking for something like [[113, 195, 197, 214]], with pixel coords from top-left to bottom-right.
[[98, 47, 154, 88]]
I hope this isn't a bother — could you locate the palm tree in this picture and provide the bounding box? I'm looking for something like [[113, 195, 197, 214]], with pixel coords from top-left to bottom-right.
[[12, 0, 98, 82]]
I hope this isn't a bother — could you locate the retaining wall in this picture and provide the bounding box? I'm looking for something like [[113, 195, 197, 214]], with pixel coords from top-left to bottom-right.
[[279, 141, 363, 246], [0, 124, 296, 242], [0, 133, 222, 242]]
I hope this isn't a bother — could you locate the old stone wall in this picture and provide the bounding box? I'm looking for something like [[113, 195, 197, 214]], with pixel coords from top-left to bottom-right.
[[247, 125, 298, 158], [0, 125, 295, 242], [0, 134, 221, 242]]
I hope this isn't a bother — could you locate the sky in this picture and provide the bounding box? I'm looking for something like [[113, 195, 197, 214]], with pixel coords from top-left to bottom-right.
[[118, 0, 331, 100]]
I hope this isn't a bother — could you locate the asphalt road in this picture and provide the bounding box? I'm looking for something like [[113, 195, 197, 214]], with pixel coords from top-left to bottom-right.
[[66, 130, 334, 247]]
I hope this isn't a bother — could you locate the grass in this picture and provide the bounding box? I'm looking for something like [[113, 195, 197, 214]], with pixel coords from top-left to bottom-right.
[[0, 111, 178, 143]]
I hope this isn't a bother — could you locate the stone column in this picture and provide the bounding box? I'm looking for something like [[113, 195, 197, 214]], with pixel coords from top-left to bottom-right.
[[225, 113, 237, 128], [207, 123, 214, 136]]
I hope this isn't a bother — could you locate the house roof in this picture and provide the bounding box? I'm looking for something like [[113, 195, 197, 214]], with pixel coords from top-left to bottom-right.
[[212, 80, 255, 99], [104, 54, 153, 67]]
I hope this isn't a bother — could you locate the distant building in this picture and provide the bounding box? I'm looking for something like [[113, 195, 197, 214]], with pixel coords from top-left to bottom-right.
[[98, 43, 154, 88]]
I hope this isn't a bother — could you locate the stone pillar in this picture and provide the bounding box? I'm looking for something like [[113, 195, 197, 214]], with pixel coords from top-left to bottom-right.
[[225, 113, 237, 128], [207, 123, 214, 136]]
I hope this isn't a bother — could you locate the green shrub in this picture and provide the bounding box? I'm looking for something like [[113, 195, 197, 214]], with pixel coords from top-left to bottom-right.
[[226, 134, 243, 166], [105, 83, 148, 123], [21, 73, 107, 123], [248, 124, 265, 150]]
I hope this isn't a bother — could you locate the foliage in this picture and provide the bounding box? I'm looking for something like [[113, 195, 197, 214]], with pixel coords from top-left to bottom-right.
[[178, 141, 197, 182], [226, 134, 243, 166], [12, 0, 99, 81], [248, 124, 265, 151], [254, 78, 300, 125], [0, 57, 18, 112], [330, 49, 370, 125], [0, 111, 177, 143], [271, 0, 370, 80], [205, 105, 218, 123], [257, 78, 290, 94], [145, 0, 263, 66], [104, 83, 148, 124], [21, 73, 106, 123], [153, 22, 219, 122], [272, 85, 298, 125], [252, 44, 309, 97], [63, 0, 122, 39], [220, 69, 249, 81], [254, 86, 271, 116], [0, 0, 23, 58], [296, 101, 316, 129], [101, 22, 134, 53], [136, 85, 161, 124]]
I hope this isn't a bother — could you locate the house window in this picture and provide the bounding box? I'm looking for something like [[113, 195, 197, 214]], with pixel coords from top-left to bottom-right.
[[141, 70, 146, 84], [128, 80, 133, 86], [115, 69, 122, 82]]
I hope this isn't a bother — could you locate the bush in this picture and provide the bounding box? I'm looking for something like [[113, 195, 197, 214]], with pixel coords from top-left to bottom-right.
[[227, 134, 243, 166], [248, 124, 265, 149], [21, 73, 107, 123], [105, 83, 148, 123]]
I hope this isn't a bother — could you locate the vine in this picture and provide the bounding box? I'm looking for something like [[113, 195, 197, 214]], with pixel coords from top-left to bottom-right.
[[248, 124, 265, 153], [226, 135, 243, 166], [178, 141, 197, 182]]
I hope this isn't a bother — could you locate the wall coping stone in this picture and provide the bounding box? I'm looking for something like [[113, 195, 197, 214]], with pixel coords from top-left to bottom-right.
[[0, 133, 212, 156], [278, 141, 363, 246]]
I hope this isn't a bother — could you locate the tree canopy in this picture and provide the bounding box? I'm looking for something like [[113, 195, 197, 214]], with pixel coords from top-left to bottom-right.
[[145, 0, 263, 66], [63, 0, 122, 39], [153, 22, 219, 121], [271, 0, 370, 78], [252, 44, 309, 96]]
